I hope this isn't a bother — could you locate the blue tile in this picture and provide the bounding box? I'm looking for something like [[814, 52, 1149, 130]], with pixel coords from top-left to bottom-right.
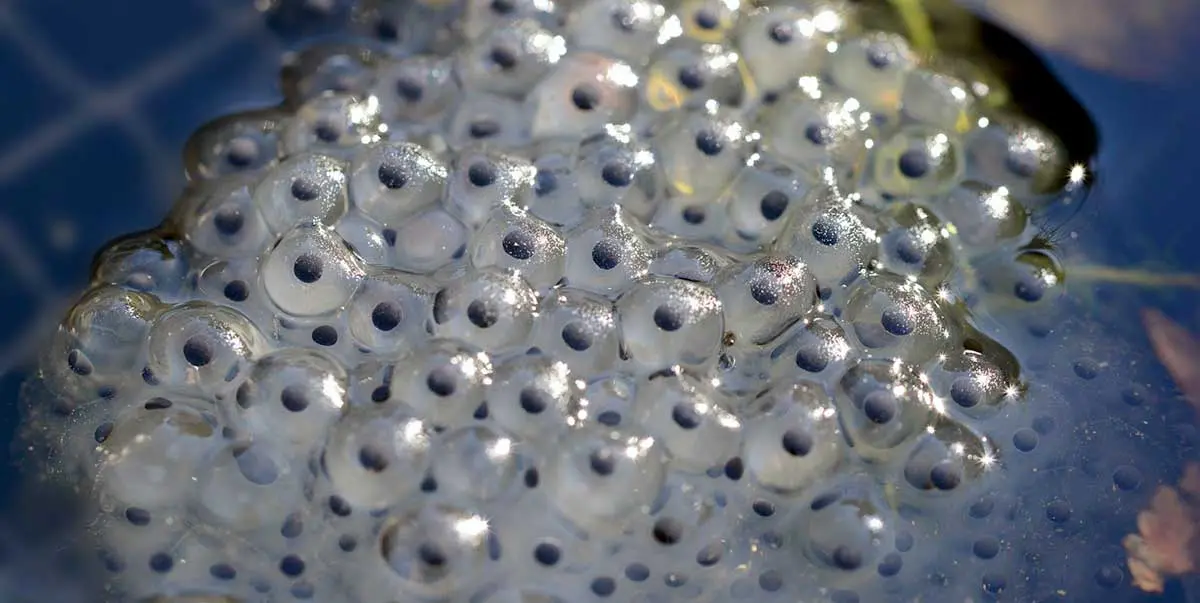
[[17, 0, 217, 83], [0, 123, 160, 295], [0, 370, 28, 484], [141, 35, 283, 155], [0, 267, 38, 362], [0, 36, 75, 154]]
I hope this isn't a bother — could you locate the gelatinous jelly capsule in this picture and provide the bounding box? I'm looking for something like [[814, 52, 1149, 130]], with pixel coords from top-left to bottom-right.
[[253, 152, 349, 234], [322, 406, 432, 509], [469, 204, 566, 293], [486, 354, 578, 441], [714, 255, 816, 347], [835, 357, 936, 459], [737, 6, 828, 94], [261, 223, 365, 316], [565, 0, 667, 66], [349, 141, 447, 226], [841, 272, 959, 363], [634, 373, 741, 472], [527, 52, 640, 141], [456, 19, 566, 98], [183, 108, 285, 181], [742, 380, 843, 492], [544, 424, 667, 533], [616, 276, 724, 372], [431, 268, 538, 351]]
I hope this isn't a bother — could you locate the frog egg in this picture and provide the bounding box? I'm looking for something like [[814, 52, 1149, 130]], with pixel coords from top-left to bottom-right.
[[876, 204, 954, 284], [648, 243, 733, 283], [562, 206, 653, 297], [345, 269, 434, 355], [528, 289, 619, 375], [767, 316, 857, 382], [144, 302, 266, 394], [92, 234, 191, 301], [280, 45, 379, 103], [633, 373, 741, 472], [926, 337, 1022, 420], [929, 181, 1029, 253], [321, 405, 432, 510], [652, 188, 731, 243], [826, 31, 915, 118], [842, 272, 958, 363], [175, 177, 272, 260], [96, 400, 221, 510], [565, 0, 666, 66], [834, 357, 936, 459], [456, 19, 566, 98], [469, 205, 566, 293], [354, 504, 497, 601], [642, 40, 745, 113], [741, 380, 843, 492], [518, 142, 586, 227], [280, 92, 385, 158], [360, 0, 464, 56], [777, 193, 879, 288], [527, 52, 640, 141], [973, 247, 1067, 310], [430, 425, 522, 502], [261, 223, 365, 316], [486, 355, 577, 442], [655, 106, 749, 199], [568, 374, 639, 430], [790, 476, 897, 574], [348, 141, 447, 226], [183, 108, 284, 181], [387, 338, 493, 428], [544, 424, 667, 534], [965, 116, 1067, 201], [234, 349, 348, 451], [372, 55, 460, 126], [446, 92, 532, 151], [45, 286, 161, 399], [576, 125, 662, 220], [252, 152, 348, 234], [192, 440, 305, 532], [463, 0, 565, 40], [444, 149, 537, 228], [675, 0, 741, 41], [757, 84, 873, 178], [622, 476, 730, 575], [901, 69, 974, 133], [387, 206, 470, 273], [736, 6, 827, 94], [616, 276, 724, 372], [899, 419, 998, 503], [720, 154, 812, 253], [431, 268, 537, 352], [715, 255, 816, 347], [870, 126, 965, 198]]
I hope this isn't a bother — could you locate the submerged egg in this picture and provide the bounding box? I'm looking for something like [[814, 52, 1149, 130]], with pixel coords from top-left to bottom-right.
[[20, 3, 1165, 603]]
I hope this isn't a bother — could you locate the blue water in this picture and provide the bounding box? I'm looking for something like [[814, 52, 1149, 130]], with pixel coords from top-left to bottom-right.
[[0, 0, 1196, 599]]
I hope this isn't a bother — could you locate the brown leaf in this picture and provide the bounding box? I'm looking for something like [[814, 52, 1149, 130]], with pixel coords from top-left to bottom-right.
[[1143, 309, 1200, 411], [1126, 484, 1200, 591]]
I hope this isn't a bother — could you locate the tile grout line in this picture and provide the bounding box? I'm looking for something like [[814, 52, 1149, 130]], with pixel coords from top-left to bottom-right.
[[0, 5, 264, 185]]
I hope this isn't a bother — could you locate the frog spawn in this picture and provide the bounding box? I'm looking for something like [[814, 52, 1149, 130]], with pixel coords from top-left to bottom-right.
[[17, 1, 1106, 602]]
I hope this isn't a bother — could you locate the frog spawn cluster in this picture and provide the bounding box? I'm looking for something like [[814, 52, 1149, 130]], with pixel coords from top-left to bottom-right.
[[21, 0, 1084, 601]]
